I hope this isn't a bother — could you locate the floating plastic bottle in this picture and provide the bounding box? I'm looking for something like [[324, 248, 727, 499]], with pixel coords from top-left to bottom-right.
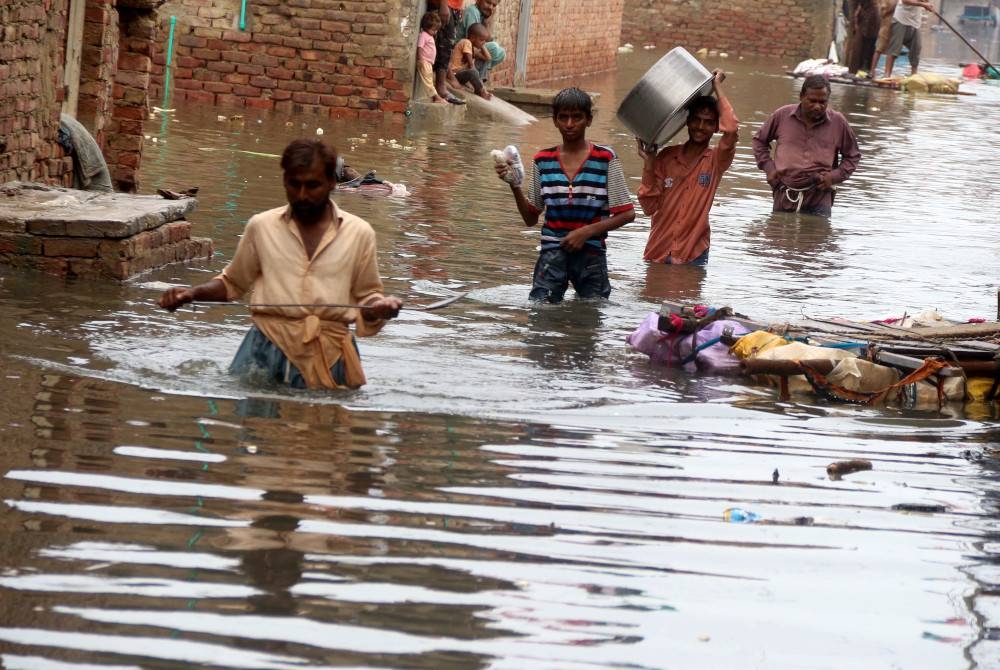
[[723, 507, 760, 523]]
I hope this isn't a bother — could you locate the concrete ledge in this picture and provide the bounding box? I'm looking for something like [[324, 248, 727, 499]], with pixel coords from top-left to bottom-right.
[[407, 99, 467, 127], [492, 87, 601, 109], [0, 181, 212, 280], [0, 182, 198, 238]]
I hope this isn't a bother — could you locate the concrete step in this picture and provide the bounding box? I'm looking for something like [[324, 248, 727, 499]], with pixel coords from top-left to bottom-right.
[[491, 87, 601, 109]]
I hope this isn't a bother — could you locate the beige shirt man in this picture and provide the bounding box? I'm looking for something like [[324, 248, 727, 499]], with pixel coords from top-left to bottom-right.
[[218, 202, 387, 388]]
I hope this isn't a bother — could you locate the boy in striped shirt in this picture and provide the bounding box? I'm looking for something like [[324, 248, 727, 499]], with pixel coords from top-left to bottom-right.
[[496, 88, 635, 303]]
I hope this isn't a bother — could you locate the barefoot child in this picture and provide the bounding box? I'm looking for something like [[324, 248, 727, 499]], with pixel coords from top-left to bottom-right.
[[416, 12, 446, 103], [495, 88, 636, 303], [449, 23, 493, 100]]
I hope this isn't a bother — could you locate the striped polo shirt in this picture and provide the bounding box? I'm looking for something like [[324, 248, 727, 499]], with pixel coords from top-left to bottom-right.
[[524, 143, 635, 250]]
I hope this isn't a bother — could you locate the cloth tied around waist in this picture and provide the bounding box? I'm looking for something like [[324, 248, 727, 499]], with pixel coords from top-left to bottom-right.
[[255, 312, 366, 389]]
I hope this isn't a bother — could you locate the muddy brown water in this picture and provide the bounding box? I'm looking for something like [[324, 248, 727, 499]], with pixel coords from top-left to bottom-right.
[[2, 36, 1000, 669]]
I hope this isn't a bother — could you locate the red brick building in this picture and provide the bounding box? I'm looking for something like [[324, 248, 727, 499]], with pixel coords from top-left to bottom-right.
[[149, 0, 628, 119], [1, 0, 156, 191], [621, 0, 835, 61]]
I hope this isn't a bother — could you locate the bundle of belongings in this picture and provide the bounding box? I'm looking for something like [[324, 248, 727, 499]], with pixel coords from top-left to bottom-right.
[[792, 58, 849, 78], [626, 305, 749, 375], [897, 72, 962, 94], [627, 306, 966, 410]]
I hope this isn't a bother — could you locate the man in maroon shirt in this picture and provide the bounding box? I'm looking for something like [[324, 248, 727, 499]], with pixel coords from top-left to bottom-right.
[[752, 75, 861, 216]]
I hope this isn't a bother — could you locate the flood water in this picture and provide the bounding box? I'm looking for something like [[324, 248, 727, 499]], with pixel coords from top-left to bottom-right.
[[2, 34, 1000, 669]]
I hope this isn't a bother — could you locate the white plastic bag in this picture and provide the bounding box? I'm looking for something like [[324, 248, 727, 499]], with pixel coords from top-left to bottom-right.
[[491, 145, 524, 186]]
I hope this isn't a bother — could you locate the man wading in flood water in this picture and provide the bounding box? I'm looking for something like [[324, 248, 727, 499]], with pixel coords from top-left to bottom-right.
[[636, 69, 738, 266], [752, 75, 861, 217], [158, 138, 402, 390]]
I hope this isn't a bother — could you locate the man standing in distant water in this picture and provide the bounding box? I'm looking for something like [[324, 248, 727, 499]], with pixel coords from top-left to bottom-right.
[[882, 0, 935, 78], [869, 0, 899, 76], [752, 75, 861, 217]]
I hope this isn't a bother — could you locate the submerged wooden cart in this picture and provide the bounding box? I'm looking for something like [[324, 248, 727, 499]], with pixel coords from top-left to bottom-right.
[[648, 302, 1000, 407]]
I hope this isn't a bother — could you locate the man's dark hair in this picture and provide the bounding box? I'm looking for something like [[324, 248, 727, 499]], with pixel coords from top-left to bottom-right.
[[552, 87, 593, 117], [800, 74, 831, 96], [280, 139, 338, 181], [420, 11, 441, 31], [687, 95, 719, 121]]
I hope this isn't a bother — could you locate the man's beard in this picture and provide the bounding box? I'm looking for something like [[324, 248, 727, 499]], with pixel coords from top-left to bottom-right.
[[291, 200, 326, 223]]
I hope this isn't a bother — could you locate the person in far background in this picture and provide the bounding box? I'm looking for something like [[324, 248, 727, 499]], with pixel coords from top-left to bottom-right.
[[449, 23, 493, 100], [427, 0, 466, 104], [459, 0, 506, 86], [882, 0, 935, 78], [848, 0, 880, 74], [415, 11, 447, 104], [751, 75, 861, 217], [58, 113, 113, 193], [869, 0, 899, 76]]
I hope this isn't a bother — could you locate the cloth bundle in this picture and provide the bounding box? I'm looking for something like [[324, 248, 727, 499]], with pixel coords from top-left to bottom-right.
[[627, 312, 749, 374]]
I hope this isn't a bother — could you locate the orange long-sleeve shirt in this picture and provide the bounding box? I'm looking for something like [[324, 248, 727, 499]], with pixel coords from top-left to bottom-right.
[[637, 97, 738, 264]]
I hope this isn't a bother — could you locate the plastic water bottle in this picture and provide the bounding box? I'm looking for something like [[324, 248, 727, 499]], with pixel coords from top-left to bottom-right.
[[491, 145, 524, 186], [723, 507, 760, 523]]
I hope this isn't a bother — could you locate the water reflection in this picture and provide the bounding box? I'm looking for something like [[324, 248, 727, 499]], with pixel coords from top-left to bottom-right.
[[523, 301, 604, 370], [745, 212, 840, 273], [239, 514, 304, 617], [641, 262, 706, 304]]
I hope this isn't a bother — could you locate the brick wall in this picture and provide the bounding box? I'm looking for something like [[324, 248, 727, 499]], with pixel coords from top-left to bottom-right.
[[523, 0, 625, 84], [150, 0, 422, 120], [481, 0, 518, 87], [622, 0, 835, 61], [0, 1, 154, 192], [149, 0, 630, 116], [78, 0, 119, 147], [106, 8, 156, 192], [0, 0, 73, 185]]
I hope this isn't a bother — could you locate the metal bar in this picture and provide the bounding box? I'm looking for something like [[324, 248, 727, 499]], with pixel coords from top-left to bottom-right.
[[193, 293, 466, 312], [872, 350, 962, 377]]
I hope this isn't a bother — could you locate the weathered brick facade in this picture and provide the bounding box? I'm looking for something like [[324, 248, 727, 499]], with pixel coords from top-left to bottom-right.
[[1, 0, 157, 192], [522, 0, 625, 83], [150, 0, 422, 119], [149, 0, 630, 116], [0, 0, 73, 185], [622, 0, 834, 61]]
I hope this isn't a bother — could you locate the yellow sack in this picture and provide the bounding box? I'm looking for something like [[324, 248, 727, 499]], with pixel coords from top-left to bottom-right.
[[900, 73, 960, 94], [730, 331, 787, 360], [966, 377, 996, 402]]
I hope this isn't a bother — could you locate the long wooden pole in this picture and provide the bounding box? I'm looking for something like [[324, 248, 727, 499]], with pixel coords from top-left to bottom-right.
[[930, 8, 998, 74]]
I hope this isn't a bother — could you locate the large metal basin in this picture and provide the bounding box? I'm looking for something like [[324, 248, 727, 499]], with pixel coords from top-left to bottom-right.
[[616, 47, 714, 148]]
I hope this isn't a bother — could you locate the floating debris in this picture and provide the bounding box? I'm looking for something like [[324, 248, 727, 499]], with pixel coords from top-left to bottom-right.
[[827, 459, 873, 479], [892, 503, 947, 514]]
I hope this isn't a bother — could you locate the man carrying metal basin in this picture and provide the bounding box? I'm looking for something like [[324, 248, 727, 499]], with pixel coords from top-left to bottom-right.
[[636, 69, 738, 266]]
